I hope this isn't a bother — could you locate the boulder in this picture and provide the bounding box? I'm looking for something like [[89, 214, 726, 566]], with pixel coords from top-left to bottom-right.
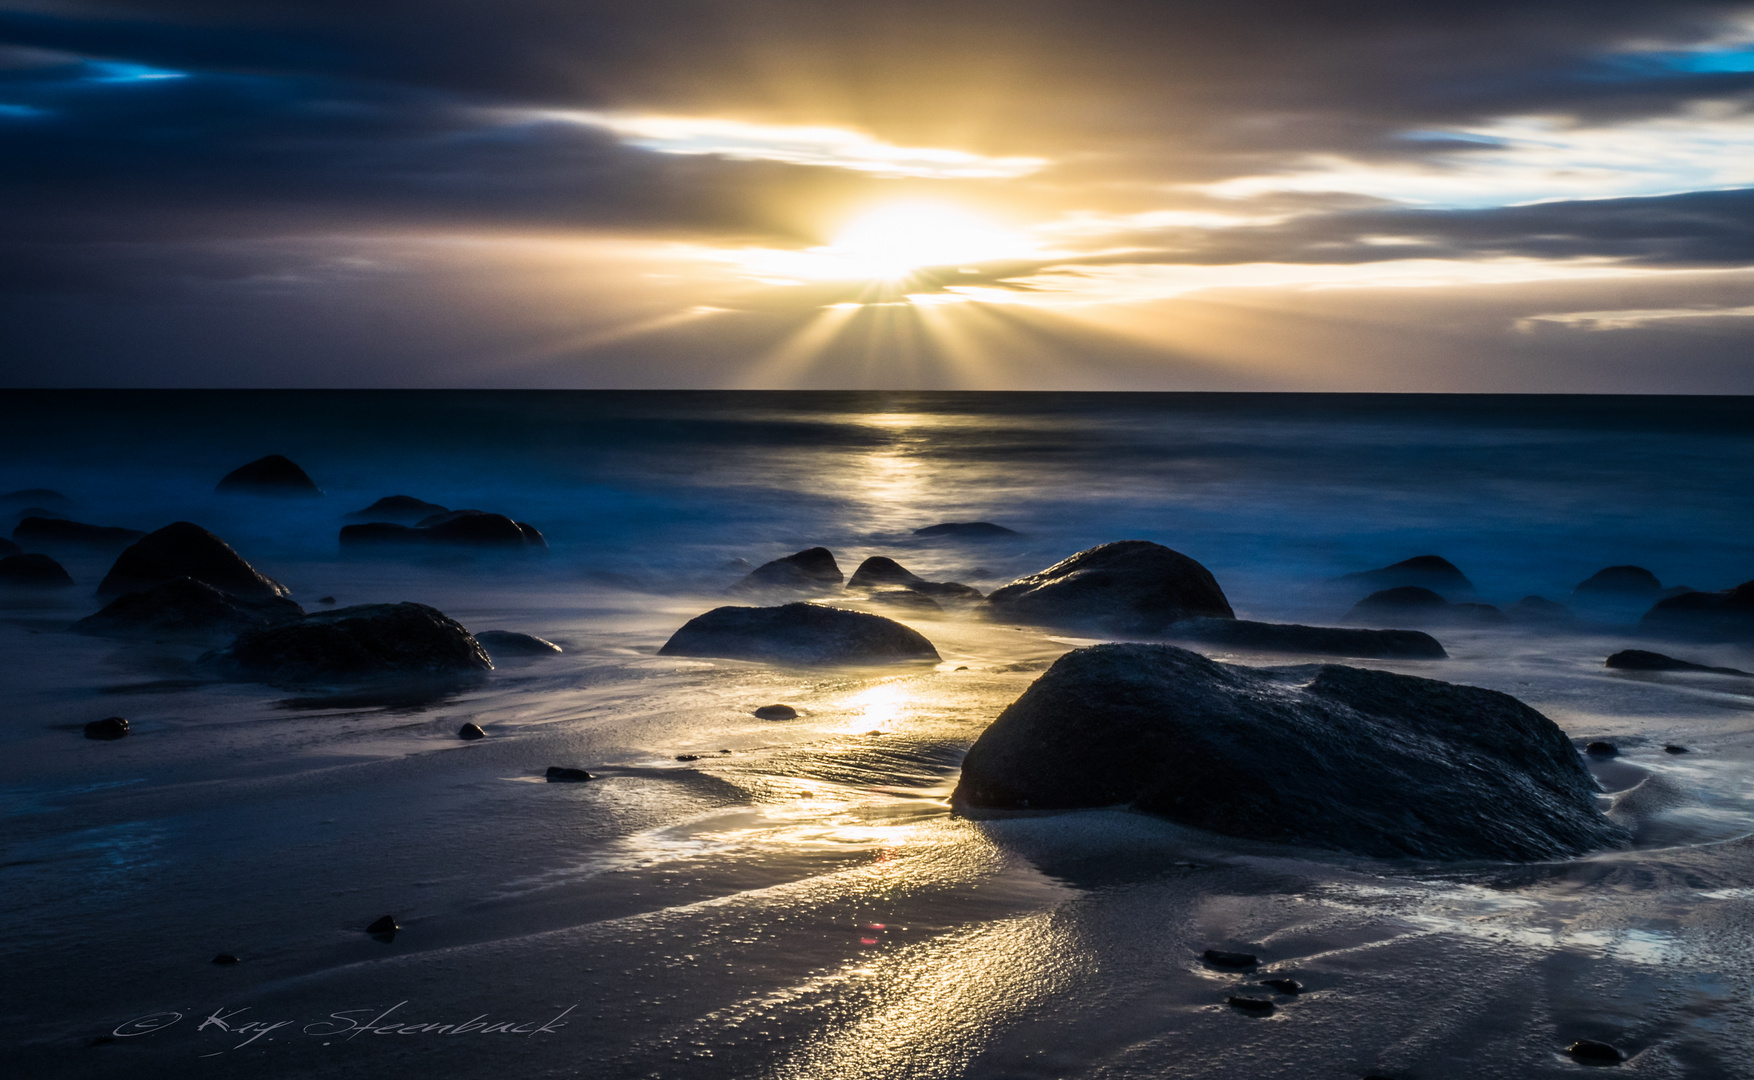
[[953, 643, 1626, 861], [0, 553, 75, 588], [0, 537, 20, 558], [345, 495, 449, 522], [215, 455, 322, 495], [339, 511, 545, 550], [983, 541, 1234, 635], [1344, 586, 1504, 627], [731, 547, 844, 592], [848, 556, 983, 603], [98, 522, 289, 600], [912, 522, 1020, 539], [458, 723, 486, 741], [1640, 580, 1754, 640], [1333, 555, 1473, 595], [12, 517, 146, 551], [475, 630, 562, 656], [868, 589, 943, 613], [366, 915, 399, 934], [1605, 649, 1751, 677], [754, 704, 798, 720], [659, 602, 940, 665], [545, 766, 592, 782], [83, 716, 129, 740], [1574, 565, 1662, 596], [73, 577, 305, 640], [1163, 617, 1446, 660], [197, 602, 492, 682]]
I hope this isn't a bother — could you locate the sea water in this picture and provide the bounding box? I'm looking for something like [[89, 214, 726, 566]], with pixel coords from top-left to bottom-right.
[[3, 391, 1752, 1078]]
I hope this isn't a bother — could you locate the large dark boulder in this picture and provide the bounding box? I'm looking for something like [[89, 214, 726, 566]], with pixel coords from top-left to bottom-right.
[[345, 495, 449, 522], [731, 547, 844, 592], [13, 517, 146, 551], [659, 602, 939, 665], [339, 510, 545, 550], [1163, 617, 1446, 660], [197, 602, 492, 682], [954, 643, 1626, 861], [1606, 649, 1751, 677], [1334, 555, 1473, 595], [0, 553, 75, 588], [0, 537, 21, 558], [1344, 586, 1504, 627], [215, 455, 322, 496], [98, 522, 289, 600], [847, 556, 983, 603], [1640, 581, 1754, 640], [983, 541, 1233, 635], [1574, 565, 1662, 596], [913, 522, 1020, 539], [74, 577, 304, 640]]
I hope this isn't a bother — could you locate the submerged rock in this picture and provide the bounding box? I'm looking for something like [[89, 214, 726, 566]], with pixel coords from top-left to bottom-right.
[[339, 511, 545, 550], [848, 556, 982, 603], [660, 602, 940, 665], [74, 577, 305, 640], [83, 716, 129, 740], [0, 553, 75, 588], [1575, 565, 1662, 596], [732, 547, 844, 592], [1640, 580, 1754, 641], [1226, 996, 1275, 1015], [197, 602, 492, 682], [12, 517, 145, 551], [98, 522, 289, 600], [345, 495, 449, 522], [1203, 949, 1258, 968], [983, 541, 1234, 635], [912, 521, 1020, 539], [1605, 649, 1751, 677], [216, 455, 322, 495], [545, 766, 592, 782], [953, 643, 1626, 861], [210, 954, 240, 965], [1585, 741, 1618, 757], [1344, 586, 1503, 627], [1566, 1040, 1625, 1065], [475, 630, 562, 656], [1164, 617, 1446, 660], [1333, 554, 1473, 595]]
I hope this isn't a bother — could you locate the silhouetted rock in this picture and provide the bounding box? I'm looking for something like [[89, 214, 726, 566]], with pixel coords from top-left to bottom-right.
[[99, 522, 289, 600], [1227, 996, 1275, 1015], [84, 716, 129, 740], [983, 541, 1234, 635], [1164, 617, 1446, 660], [13, 517, 145, 551], [660, 602, 940, 665], [1585, 741, 1618, 757], [1334, 554, 1472, 594], [1260, 978, 1303, 994], [1345, 586, 1504, 627], [868, 589, 943, 613], [1566, 1040, 1624, 1065], [339, 511, 545, 550], [848, 556, 982, 603], [210, 954, 240, 965], [953, 643, 1626, 860], [732, 547, 844, 592], [458, 722, 486, 740], [74, 577, 305, 640], [1509, 595, 1573, 623], [545, 766, 592, 782], [317, 595, 336, 605], [1574, 565, 1662, 596], [1664, 745, 1689, 754], [1203, 949, 1258, 968], [365, 915, 399, 934], [0, 537, 19, 558], [345, 495, 449, 522], [475, 630, 562, 656], [1640, 580, 1754, 640], [197, 602, 492, 682], [913, 521, 1020, 538], [2, 488, 71, 506], [754, 704, 798, 720], [1606, 649, 1752, 677], [674, 754, 700, 762], [0, 553, 74, 588], [216, 454, 322, 495]]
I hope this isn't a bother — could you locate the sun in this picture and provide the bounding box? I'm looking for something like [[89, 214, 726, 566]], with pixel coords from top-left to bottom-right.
[[816, 201, 1032, 280]]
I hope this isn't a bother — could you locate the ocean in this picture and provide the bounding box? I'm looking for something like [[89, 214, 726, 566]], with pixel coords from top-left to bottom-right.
[[4, 390, 1753, 1078]]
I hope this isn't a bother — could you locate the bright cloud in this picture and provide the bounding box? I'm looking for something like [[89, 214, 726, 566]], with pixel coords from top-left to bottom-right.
[[1517, 304, 1754, 331], [520, 109, 1048, 180]]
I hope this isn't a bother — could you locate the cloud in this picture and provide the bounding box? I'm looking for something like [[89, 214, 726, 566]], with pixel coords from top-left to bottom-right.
[[1517, 303, 1754, 330]]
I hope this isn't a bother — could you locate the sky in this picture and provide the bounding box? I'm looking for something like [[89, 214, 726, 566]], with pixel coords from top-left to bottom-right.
[[4, 1, 1754, 390]]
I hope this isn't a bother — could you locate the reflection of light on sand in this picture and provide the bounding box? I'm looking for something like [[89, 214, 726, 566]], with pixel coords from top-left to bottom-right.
[[845, 682, 911, 731]]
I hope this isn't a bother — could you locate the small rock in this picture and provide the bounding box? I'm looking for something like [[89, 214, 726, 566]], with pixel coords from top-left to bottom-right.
[[1606, 649, 1751, 677], [1566, 1039, 1625, 1064], [675, 754, 700, 762], [866, 730, 884, 736], [719, 749, 732, 754], [1574, 566, 1662, 596], [1664, 744, 1689, 754], [1260, 978, 1303, 994], [216, 455, 323, 496], [345, 495, 449, 522], [318, 595, 337, 605], [912, 522, 1020, 538], [366, 915, 399, 935], [1585, 741, 1618, 757], [955, 665, 968, 671], [1226, 996, 1275, 1015], [754, 704, 798, 720], [210, 954, 240, 965], [545, 766, 593, 782], [1203, 949, 1258, 968], [0, 552, 75, 588], [458, 722, 486, 740], [1334, 554, 1473, 594], [83, 716, 129, 740]]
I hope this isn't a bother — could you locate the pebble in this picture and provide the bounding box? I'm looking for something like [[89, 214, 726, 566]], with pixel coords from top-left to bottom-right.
[[1664, 744, 1689, 754], [317, 595, 336, 605], [1260, 978, 1303, 994], [366, 915, 399, 935], [545, 767, 592, 782], [675, 754, 700, 762], [458, 722, 486, 740], [1203, 949, 1258, 968], [84, 716, 129, 741], [210, 954, 240, 965], [1567, 1039, 1625, 1064], [754, 704, 798, 720], [1226, 995, 1275, 1014]]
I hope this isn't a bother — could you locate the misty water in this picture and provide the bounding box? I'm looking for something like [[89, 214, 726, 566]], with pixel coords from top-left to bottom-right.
[[5, 390, 1754, 1078]]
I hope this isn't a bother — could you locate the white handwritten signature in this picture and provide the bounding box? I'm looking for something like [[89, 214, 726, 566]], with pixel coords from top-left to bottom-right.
[[112, 1002, 576, 1054]]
